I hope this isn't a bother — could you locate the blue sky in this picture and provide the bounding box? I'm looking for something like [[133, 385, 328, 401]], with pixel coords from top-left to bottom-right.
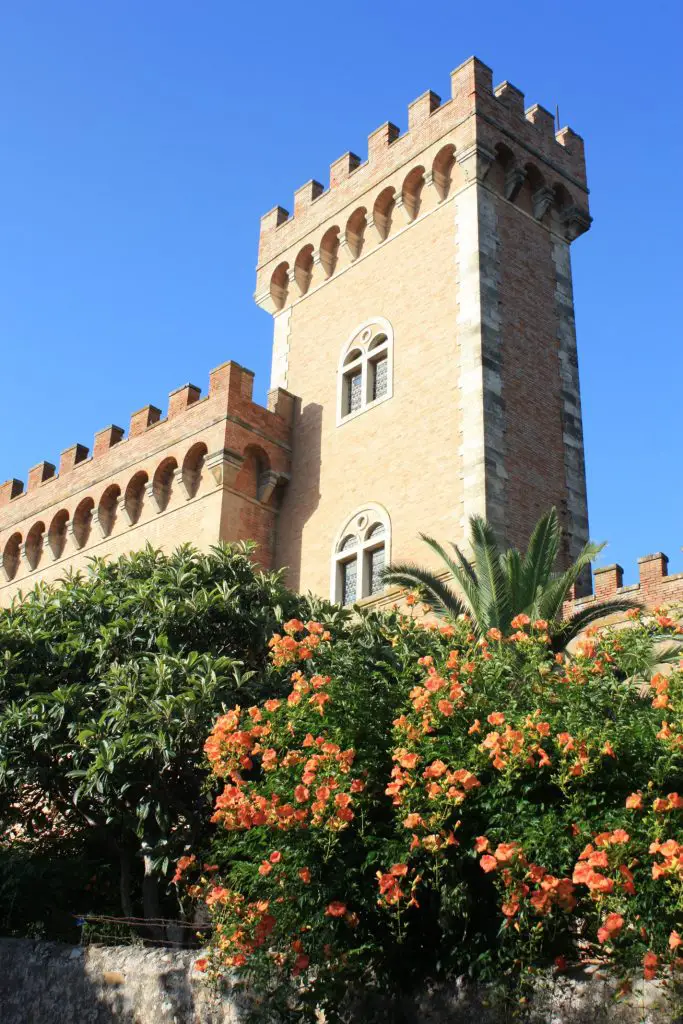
[[1, 1, 681, 581]]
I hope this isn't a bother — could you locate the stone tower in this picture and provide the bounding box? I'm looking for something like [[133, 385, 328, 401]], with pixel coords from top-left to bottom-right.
[[255, 56, 591, 604]]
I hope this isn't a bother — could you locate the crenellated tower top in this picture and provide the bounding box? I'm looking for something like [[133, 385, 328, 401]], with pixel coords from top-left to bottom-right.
[[255, 57, 590, 314]]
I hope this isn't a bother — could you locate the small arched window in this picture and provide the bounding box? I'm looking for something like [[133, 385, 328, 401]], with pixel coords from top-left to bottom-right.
[[332, 505, 390, 605], [337, 318, 393, 425]]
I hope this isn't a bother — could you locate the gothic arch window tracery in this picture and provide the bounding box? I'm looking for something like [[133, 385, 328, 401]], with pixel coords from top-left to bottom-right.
[[331, 504, 390, 605], [337, 318, 393, 425]]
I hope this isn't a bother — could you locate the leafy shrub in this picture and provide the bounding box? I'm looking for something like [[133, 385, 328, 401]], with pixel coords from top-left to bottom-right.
[[188, 605, 683, 1021], [0, 542, 306, 929]]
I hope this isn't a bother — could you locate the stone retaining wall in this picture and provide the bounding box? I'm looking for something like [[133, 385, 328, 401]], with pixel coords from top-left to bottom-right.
[[0, 938, 680, 1024]]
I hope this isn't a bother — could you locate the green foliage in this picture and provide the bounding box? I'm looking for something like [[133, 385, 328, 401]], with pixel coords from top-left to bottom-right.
[[191, 605, 683, 1022], [381, 508, 639, 649], [0, 542, 306, 927]]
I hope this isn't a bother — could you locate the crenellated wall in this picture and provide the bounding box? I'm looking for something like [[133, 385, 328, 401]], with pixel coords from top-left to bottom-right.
[[564, 552, 683, 620], [0, 362, 296, 604], [255, 56, 589, 324]]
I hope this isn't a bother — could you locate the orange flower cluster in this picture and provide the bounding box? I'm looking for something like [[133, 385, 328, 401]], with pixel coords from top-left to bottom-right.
[[376, 863, 411, 906], [656, 720, 683, 749], [172, 853, 196, 885], [597, 911, 624, 944], [481, 723, 525, 771], [652, 792, 683, 813], [204, 889, 277, 969], [650, 838, 683, 880], [268, 619, 330, 668], [653, 607, 683, 633], [407, 657, 467, 735], [422, 761, 480, 805], [650, 673, 671, 709], [479, 841, 574, 920], [287, 670, 332, 716], [572, 831, 632, 897]]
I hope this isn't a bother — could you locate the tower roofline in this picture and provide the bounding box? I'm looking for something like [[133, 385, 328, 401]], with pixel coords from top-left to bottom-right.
[[257, 56, 587, 270]]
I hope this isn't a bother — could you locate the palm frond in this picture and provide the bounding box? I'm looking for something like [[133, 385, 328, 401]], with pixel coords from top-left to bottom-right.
[[537, 540, 607, 622], [551, 597, 643, 650], [418, 534, 481, 617], [501, 548, 524, 612], [520, 508, 561, 609], [469, 516, 511, 630], [380, 563, 469, 620]]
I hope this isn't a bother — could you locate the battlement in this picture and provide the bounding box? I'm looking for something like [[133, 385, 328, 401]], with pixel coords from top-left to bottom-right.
[[256, 56, 588, 302], [0, 360, 297, 598], [565, 551, 683, 620], [0, 361, 293, 510]]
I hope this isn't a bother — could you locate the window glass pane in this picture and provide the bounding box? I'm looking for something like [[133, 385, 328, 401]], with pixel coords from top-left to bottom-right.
[[339, 534, 358, 551], [369, 545, 385, 595], [342, 558, 357, 604], [347, 370, 362, 414], [366, 522, 385, 539], [372, 357, 388, 400]]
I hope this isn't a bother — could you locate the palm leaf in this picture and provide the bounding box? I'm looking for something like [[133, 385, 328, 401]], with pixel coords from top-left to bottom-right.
[[537, 540, 606, 622], [379, 563, 469, 619], [418, 534, 481, 619], [520, 508, 561, 609], [551, 597, 643, 650], [469, 516, 511, 630]]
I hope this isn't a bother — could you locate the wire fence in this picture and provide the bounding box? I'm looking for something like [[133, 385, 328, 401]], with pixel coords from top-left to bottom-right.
[[74, 913, 212, 948]]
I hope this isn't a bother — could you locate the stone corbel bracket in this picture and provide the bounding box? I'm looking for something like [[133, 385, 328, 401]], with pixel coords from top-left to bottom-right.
[[206, 449, 246, 488], [456, 143, 496, 184], [257, 470, 291, 505], [561, 205, 592, 242]]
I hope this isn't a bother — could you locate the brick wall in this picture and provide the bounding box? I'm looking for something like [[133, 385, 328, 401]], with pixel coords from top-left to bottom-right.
[[0, 363, 294, 604], [255, 56, 592, 598], [564, 552, 683, 622]]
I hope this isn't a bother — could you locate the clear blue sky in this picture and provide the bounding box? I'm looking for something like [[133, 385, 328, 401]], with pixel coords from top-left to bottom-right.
[[1, 1, 681, 581]]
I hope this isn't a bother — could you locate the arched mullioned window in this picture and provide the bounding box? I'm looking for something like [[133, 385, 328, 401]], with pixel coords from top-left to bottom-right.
[[337, 318, 393, 425], [331, 504, 390, 605]]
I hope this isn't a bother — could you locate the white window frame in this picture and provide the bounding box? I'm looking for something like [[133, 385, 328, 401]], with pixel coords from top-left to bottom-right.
[[336, 317, 394, 426], [330, 503, 391, 604]]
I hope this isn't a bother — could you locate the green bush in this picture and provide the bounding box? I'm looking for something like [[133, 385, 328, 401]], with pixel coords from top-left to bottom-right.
[[190, 605, 683, 1021], [0, 542, 306, 930]]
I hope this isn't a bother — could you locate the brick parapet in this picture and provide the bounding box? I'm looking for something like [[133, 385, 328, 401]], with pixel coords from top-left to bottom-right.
[[0, 361, 296, 602], [257, 56, 588, 272], [564, 552, 683, 620]]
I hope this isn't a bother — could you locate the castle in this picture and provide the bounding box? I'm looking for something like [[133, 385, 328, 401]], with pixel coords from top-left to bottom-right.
[[1, 57, 681, 613]]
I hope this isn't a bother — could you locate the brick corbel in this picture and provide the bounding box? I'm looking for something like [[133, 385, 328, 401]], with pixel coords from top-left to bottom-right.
[[455, 143, 496, 184], [206, 449, 245, 488]]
